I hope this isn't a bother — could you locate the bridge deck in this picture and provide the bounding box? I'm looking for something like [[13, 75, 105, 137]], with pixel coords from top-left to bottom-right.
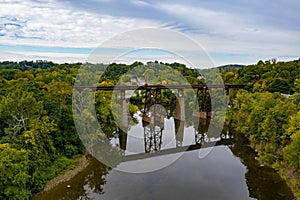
[[74, 84, 246, 91]]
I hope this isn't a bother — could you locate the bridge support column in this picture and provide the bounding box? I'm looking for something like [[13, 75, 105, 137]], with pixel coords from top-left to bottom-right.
[[174, 89, 185, 121], [174, 119, 184, 147], [201, 87, 207, 119], [120, 90, 128, 129], [117, 90, 128, 153], [225, 88, 230, 105], [199, 112, 207, 119], [118, 128, 128, 151]]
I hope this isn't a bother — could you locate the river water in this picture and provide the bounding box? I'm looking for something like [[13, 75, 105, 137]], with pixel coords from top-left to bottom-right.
[[32, 110, 294, 200]]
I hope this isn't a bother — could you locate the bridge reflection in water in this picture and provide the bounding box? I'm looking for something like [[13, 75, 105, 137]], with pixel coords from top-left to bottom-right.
[[83, 83, 245, 165], [113, 105, 232, 163]]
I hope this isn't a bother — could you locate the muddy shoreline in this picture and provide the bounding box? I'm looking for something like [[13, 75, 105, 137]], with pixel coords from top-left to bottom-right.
[[31, 154, 90, 197]]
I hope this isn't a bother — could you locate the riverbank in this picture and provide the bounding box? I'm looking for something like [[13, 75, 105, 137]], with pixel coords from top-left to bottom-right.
[[253, 145, 299, 199], [226, 121, 299, 200], [44, 154, 90, 191], [31, 153, 90, 198], [253, 147, 299, 200], [277, 165, 300, 199]]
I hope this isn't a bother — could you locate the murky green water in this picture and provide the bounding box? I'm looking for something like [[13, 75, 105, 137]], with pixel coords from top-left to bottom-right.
[[31, 111, 294, 200]]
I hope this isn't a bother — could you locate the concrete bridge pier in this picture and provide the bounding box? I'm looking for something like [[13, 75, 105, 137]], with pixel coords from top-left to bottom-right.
[[174, 89, 185, 121], [119, 90, 128, 153], [120, 90, 128, 129], [118, 128, 128, 151], [174, 119, 184, 147]]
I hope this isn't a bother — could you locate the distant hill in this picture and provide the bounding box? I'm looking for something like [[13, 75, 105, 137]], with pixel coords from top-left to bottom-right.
[[220, 58, 300, 94]]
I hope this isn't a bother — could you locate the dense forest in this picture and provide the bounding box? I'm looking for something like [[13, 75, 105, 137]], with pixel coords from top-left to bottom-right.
[[0, 61, 83, 199], [0, 60, 204, 199], [223, 58, 300, 199], [1, 59, 300, 199]]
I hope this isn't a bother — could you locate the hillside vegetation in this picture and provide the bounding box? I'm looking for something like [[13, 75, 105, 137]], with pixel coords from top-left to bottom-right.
[[223, 58, 300, 198]]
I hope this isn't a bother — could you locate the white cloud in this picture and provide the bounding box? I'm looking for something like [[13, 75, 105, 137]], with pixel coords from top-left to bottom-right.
[[131, 0, 150, 7], [0, 0, 160, 48], [156, 3, 300, 64], [0, 50, 88, 63], [0, 0, 299, 66]]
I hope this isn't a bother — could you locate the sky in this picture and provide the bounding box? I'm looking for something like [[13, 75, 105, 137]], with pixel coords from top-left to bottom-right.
[[0, 0, 300, 67]]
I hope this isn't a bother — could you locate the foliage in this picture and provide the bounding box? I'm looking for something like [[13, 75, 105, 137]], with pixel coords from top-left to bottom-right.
[[3, 58, 300, 198], [0, 144, 30, 199], [0, 61, 82, 198], [221, 58, 300, 94], [0, 60, 206, 198], [224, 58, 300, 198], [283, 112, 300, 170]]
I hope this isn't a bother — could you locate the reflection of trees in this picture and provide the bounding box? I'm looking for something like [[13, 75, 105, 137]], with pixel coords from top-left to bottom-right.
[[84, 158, 110, 195], [229, 129, 295, 200], [70, 158, 110, 199], [91, 135, 123, 168]]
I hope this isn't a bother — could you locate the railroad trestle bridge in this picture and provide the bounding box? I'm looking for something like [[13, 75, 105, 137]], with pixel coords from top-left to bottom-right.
[[75, 84, 246, 159]]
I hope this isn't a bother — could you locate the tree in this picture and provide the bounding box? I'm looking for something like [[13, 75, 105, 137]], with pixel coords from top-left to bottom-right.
[[283, 112, 300, 170], [266, 78, 290, 94], [45, 80, 72, 115], [0, 88, 44, 139], [0, 144, 30, 199], [260, 99, 296, 146], [294, 78, 300, 93], [283, 131, 300, 171]]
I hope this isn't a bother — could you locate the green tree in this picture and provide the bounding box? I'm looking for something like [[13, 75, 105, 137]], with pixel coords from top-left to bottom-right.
[[294, 78, 300, 93], [0, 88, 44, 140], [0, 144, 30, 199], [283, 112, 300, 170], [283, 131, 300, 171], [266, 78, 290, 93]]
